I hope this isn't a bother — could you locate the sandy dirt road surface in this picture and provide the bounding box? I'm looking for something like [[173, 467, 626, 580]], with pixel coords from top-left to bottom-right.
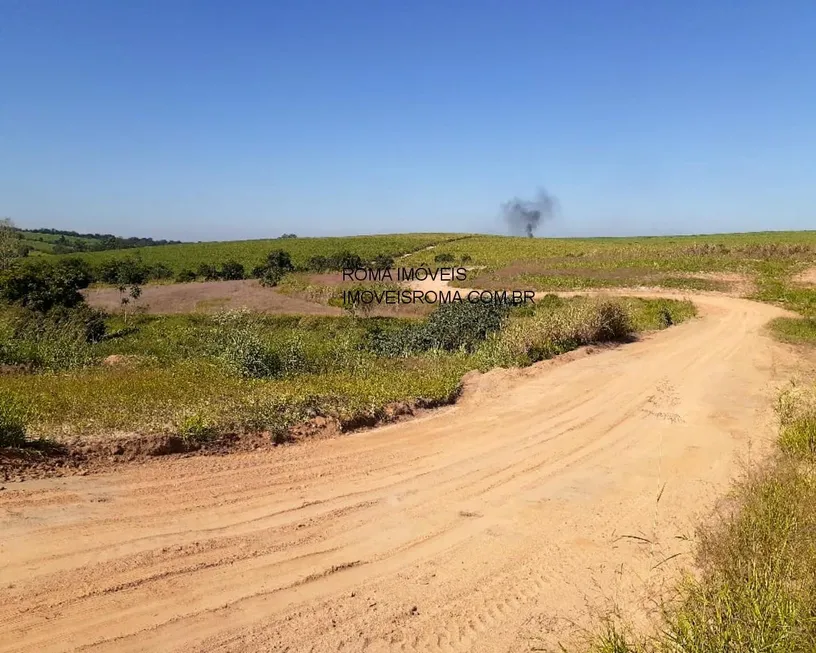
[[0, 290, 802, 652]]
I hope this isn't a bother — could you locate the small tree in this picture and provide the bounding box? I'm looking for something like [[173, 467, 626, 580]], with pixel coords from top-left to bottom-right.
[[118, 283, 143, 325], [255, 250, 295, 287]]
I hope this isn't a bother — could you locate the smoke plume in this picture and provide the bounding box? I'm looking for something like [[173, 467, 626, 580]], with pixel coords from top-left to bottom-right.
[[502, 188, 558, 238]]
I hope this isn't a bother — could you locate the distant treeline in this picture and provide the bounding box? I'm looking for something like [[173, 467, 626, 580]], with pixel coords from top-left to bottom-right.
[[23, 228, 183, 254]]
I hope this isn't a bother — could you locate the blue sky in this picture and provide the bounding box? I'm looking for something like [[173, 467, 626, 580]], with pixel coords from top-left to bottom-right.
[[2, 1, 815, 241]]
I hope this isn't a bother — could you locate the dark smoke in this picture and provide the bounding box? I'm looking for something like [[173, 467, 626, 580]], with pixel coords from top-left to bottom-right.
[[502, 188, 558, 238]]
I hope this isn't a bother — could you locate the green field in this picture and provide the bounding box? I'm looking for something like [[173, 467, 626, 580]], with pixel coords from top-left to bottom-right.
[[19, 231, 98, 255], [398, 231, 816, 294], [0, 296, 694, 444], [55, 231, 816, 299], [69, 233, 471, 272]]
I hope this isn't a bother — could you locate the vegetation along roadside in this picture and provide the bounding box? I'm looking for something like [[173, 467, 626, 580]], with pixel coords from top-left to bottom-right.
[[0, 252, 695, 479]]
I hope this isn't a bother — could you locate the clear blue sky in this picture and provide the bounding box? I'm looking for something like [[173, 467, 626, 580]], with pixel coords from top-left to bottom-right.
[[2, 1, 815, 241]]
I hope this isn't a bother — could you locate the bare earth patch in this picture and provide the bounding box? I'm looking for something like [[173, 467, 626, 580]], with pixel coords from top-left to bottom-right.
[[84, 279, 344, 316], [464, 264, 755, 295], [793, 267, 816, 286]]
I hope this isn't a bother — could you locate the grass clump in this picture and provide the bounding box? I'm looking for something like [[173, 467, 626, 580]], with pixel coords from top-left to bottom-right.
[[768, 317, 816, 346], [175, 410, 218, 444], [211, 309, 281, 378], [0, 391, 31, 447]]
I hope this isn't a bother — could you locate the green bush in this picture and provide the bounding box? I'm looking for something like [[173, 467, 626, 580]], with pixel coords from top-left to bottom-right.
[[97, 256, 149, 285], [307, 255, 329, 273], [0, 258, 93, 311], [148, 262, 174, 280], [219, 260, 245, 280], [175, 268, 197, 283], [176, 410, 217, 444], [330, 251, 363, 270], [419, 301, 510, 352], [212, 310, 280, 378], [363, 302, 510, 355], [372, 253, 394, 269], [253, 249, 295, 286], [196, 263, 220, 281]]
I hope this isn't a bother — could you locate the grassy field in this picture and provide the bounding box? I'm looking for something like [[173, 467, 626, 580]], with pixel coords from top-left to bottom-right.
[[397, 231, 816, 297], [0, 296, 694, 445], [69, 233, 470, 273], [54, 231, 816, 316]]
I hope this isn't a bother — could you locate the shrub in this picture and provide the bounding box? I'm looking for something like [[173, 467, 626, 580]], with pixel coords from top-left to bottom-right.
[[0, 258, 93, 312], [372, 254, 394, 270], [491, 298, 633, 364], [264, 250, 295, 272], [196, 263, 220, 281], [363, 302, 510, 355], [419, 301, 510, 352], [148, 262, 174, 280], [46, 304, 107, 343], [219, 260, 245, 280], [0, 392, 29, 447], [97, 256, 149, 285], [307, 255, 329, 273], [175, 268, 197, 283], [258, 266, 286, 287], [212, 310, 280, 378], [330, 251, 363, 270], [176, 410, 217, 443], [253, 249, 295, 286], [434, 253, 455, 263]]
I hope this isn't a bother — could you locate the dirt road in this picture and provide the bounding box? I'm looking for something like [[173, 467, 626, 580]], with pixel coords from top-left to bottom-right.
[[0, 293, 800, 652]]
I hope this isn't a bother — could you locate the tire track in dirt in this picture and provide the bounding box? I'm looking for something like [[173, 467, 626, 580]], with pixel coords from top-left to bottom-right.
[[0, 288, 803, 653]]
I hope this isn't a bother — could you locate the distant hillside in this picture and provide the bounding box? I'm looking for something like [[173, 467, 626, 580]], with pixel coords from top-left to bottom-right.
[[18, 228, 183, 255]]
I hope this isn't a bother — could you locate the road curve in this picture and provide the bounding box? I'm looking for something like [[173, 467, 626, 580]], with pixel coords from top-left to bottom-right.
[[0, 292, 800, 652]]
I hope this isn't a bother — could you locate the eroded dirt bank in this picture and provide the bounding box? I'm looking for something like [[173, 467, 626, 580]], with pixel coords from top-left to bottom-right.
[[0, 293, 802, 652]]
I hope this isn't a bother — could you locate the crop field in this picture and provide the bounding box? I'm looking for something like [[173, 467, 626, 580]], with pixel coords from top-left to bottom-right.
[[399, 231, 816, 299], [70, 233, 470, 274]]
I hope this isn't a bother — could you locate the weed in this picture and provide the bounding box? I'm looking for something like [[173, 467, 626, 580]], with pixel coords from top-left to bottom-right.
[[176, 410, 217, 444], [0, 391, 30, 447]]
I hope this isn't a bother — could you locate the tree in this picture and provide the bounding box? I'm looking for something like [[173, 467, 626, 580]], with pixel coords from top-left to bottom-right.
[[254, 250, 295, 287]]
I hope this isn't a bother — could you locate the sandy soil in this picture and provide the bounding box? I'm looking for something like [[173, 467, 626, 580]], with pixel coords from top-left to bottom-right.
[[470, 265, 755, 295], [84, 279, 345, 316], [83, 279, 437, 317], [0, 288, 801, 652], [793, 267, 816, 286]]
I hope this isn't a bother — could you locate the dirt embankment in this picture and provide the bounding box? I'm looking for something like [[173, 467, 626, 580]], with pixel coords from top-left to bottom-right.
[[0, 289, 803, 653]]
